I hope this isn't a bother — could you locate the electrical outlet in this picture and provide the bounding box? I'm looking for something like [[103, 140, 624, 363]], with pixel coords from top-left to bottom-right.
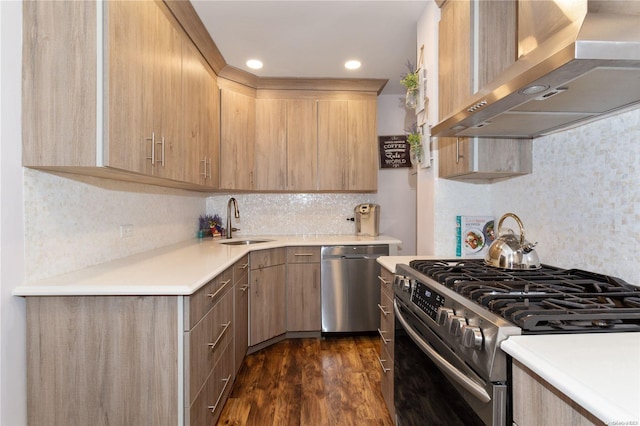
[[120, 224, 133, 238]]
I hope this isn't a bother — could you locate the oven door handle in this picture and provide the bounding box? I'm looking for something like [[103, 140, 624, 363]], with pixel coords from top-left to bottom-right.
[[394, 300, 491, 403]]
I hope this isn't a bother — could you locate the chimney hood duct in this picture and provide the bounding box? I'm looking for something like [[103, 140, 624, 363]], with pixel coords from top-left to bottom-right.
[[432, 1, 640, 139]]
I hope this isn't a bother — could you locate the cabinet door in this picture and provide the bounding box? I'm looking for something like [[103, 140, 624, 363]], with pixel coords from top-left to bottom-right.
[[287, 99, 318, 191], [220, 89, 256, 190], [108, 1, 183, 180], [234, 257, 250, 375], [182, 41, 219, 187], [150, 4, 184, 182], [437, 0, 472, 178], [438, 137, 469, 178], [254, 98, 287, 190], [318, 99, 377, 191], [286, 263, 321, 332], [378, 267, 395, 419], [317, 100, 348, 190], [106, 0, 150, 175], [250, 265, 286, 345], [202, 63, 221, 188], [347, 99, 377, 191], [438, 0, 471, 119]]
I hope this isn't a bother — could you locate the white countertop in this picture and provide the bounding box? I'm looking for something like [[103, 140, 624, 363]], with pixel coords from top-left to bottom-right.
[[379, 256, 640, 425], [502, 334, 640, 424], [14, 234, 401, 296]]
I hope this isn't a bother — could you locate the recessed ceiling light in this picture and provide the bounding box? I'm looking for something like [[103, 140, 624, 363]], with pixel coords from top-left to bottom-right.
[[246, 59, 263, 70], [345, 60, 361, 70]]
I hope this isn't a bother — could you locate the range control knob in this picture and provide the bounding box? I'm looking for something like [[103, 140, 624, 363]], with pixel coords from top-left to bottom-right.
[[449, 316, 467, 336], [435, 307, 454, 326], [402, 278, 412, 293], [461, 325, 484, 349]]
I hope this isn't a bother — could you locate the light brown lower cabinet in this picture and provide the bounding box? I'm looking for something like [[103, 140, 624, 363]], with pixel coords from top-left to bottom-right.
[[286, 246, 321, 332], [26, 296, 180, 426], [234, 255, 250, 375], [512, 360, 604, 426], [377, 267, 395, 420], [25, 280, 236, 425], [250, 248, 287, 346]]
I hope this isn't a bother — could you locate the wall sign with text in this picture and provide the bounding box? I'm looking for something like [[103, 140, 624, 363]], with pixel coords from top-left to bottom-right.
[[379, 135, 411, 168]]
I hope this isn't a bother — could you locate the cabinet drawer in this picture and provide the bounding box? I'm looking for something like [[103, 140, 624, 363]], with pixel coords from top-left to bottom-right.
[[250, 248, 286, 269], [378, 290, 394, 361], [379, 268, 394, 300], [188, 338, 234, 425], [286, 246, 321, 263], [379, 342, 394, 420], [186, 289, 233, 402], [233, 255, 250, 280], [185, 267, 233, 329]]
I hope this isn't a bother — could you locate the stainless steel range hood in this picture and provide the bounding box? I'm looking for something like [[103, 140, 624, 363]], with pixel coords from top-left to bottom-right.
[[432, 1, 640, 139]]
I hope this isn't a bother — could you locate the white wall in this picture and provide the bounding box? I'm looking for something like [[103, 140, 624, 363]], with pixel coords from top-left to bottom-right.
[[415, 2, 493, 256], [1, 2, 26, 424]]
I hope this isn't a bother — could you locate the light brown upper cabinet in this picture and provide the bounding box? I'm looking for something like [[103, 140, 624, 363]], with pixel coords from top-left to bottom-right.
[[253, 97, 318, 191], [318, 97, 378, 191], [220, 84, 257, 191], [254, 98, 288, 190], [225, 89, 377, 192], [22, 0, 219, 191], [182, 41, 220, 188], [438, 0, 532, 182]]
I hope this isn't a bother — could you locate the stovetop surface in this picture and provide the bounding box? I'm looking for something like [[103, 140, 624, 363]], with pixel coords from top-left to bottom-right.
[[407, 259, 640, 334]]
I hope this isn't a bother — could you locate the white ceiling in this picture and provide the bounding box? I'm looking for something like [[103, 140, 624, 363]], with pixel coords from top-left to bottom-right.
[[190, 1, 427, 95]]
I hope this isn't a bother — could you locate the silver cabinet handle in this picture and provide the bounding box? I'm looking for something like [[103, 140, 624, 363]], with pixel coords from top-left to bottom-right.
[[378, 275, 391, 286], [378, 328, 391, 344], [456, 137, 464, 164], [208, 374, 232, 413], [294, 253, 314, 257], [240, 262, 249, 270], [239, 284, 249, 293], [157, 136, 165, 166], [145, 132, 155, 165], [378, 303, 390, 316], [200, 158, 207, 178], [207, 279, 231, 300], [206, 158, 211, 180], [377, 356, 391, 373], [207, 321, 232, 350]]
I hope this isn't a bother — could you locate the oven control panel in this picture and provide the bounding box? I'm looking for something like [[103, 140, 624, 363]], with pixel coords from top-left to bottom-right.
[[410, 281, 445, 321]]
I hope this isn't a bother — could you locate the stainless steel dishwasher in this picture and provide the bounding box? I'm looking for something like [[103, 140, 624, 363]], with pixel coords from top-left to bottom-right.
[[320, 245, 389, 333]]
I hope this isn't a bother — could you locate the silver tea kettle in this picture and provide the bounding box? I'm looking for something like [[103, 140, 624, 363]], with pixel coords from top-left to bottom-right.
[[484, 213, 541, 270]]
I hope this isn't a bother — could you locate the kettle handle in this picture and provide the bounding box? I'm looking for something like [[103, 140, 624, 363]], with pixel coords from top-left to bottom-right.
[[498, 213, 526, 246]]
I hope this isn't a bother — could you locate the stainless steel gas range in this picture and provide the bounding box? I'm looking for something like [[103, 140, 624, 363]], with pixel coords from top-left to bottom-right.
[[392, 259, 640, 426]]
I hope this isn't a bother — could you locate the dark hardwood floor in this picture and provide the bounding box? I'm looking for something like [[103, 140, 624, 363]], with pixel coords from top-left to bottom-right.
[[217, 335, 393, 426]]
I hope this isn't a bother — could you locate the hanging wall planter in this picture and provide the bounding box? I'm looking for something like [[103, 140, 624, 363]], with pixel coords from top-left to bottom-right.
[[400, 61, 419, 110], [406, 124, 423, 167], [405, 89, 419, 109]]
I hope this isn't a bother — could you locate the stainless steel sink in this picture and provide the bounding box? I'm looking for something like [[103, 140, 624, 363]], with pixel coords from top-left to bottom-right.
[[219, 239, 272, 246]]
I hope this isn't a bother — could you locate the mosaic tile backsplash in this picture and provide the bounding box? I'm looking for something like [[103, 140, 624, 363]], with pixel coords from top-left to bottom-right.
[[490, 109, 640, 284], [206, 193, 375, 236], [23, 170, 205, 281]]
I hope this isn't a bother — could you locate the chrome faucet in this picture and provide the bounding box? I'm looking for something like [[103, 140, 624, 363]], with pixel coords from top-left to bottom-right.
[[226, 197, 240, 239]]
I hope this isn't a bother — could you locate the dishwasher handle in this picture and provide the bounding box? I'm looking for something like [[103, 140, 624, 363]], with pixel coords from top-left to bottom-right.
[[338, 255, 382, 260]]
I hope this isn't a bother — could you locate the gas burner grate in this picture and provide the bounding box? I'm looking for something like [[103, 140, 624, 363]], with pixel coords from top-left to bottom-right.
[[408, 259, 640, 333]]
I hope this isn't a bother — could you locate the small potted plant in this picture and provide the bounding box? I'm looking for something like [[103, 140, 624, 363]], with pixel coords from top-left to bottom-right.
[[406, 123, 423, 167], [401, 60, 419, 109]]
